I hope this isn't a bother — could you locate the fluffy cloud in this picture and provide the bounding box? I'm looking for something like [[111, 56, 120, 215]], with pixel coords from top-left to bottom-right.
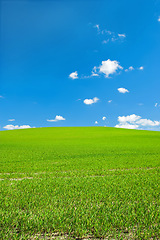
[[95, 121, 98, 124], [3, 125, 31, 130], [69, 71, 78, 79], [84, 97, 99, 105], [102, 116, 106, 120], [155, 103, 158, 107], [99, 59, 123, 78], [158, 16, 160, 22], [108, 100, 112, 103], [8, 119, 15, 122], [139, 66, 144, 70], [115, 114, 160, 129], [118, 114, 141, 123], [118, 88, 129, 93], [47, 115, 66, 122]]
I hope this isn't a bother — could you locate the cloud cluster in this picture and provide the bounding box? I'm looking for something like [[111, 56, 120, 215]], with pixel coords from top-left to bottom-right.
[[84, 97, 99, 105], [47, 115, 66, 122], [125, 66, 143, 72], [69, 71, 78, 79], [118, 88, 129, 93], [3, 125, 31, 130], [70, 59, 143, 80], [115, 114, 160, 129], [72, 59, 123, 79], [93, 24, 126, 43]]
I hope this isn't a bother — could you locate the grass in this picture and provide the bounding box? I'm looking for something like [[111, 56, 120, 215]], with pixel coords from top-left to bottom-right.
[[0, 127, 160, 239]]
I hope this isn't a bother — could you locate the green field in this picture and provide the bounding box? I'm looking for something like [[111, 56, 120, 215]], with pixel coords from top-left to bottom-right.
[[0, 127, 160, 239]]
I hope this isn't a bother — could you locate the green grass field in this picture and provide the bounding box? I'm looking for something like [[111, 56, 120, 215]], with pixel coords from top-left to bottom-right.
[[0, 127, 160, 239]]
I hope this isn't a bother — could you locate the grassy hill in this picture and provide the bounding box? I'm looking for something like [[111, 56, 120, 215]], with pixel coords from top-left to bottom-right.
[[0, 127, 160, 239]]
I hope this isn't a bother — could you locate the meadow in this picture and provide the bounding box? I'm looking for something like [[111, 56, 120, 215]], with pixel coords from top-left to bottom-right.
[[0, 127, 160, 239]]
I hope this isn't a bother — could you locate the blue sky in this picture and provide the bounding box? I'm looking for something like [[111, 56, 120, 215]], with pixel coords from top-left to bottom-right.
[[1, 0, 160, 130]]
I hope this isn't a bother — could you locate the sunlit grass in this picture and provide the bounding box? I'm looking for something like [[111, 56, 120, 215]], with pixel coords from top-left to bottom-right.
[[0, 127, 160, 239]]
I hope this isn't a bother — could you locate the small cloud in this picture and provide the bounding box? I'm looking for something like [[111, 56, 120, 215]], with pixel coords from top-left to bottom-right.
[[118, 33, 126, 38], [102, 40, 109, 44], [47, 115, 66, 122], [83, 97, 99, 105], [158, 16, 160, 22], [102, 116, 106, 120], [108, 100, 112, 103], [0, 95, 4, 98], [125, 66, 134, 72], [94, 24, 100, 30], [69, 71, 78, 79], [95, 121, 98, 124], [91, 66, 99, 77], [155, 103, 158, 107], [99, 59, 123, 78], [8, 119, 15, 122], [118, 88, 129, 93], [3, 125, 31, 130], [138, 103, 143, 106], [139, 66, 144, 70], [128, 66, 134, 71]]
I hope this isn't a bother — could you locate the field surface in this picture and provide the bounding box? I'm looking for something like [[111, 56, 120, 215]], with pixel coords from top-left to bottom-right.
[[0, 127, 160, 239]]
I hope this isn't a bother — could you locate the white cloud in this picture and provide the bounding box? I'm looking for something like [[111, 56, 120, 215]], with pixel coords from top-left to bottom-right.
[[118, 33, 126, 38], [118, 114, 141, 123], [102, 40, 109, 44], [69, 71, 78, 79], [118, 88, 129, 93], [139, 66, 144, 70], [8, 119, 15, 122], [137, 119, 160, 126], [155, 103, 158, 107], [99, 59, 123, 78], [115, 123, 139, 129], [91, 66, 99, 77], [94, 24, 100, 30], [47, 115, 66, 122], [83, 97, 99, 105], [108, 100, 112, 103], [92, 24, 126, 43], [125, 66, 134, 72], [95, 121, 98, 124], [158, 16, 160, 22], [3, 125, 31, 130], [129, 66, 134, 71], [102, 116, 106, 120], [115, 114, 160, 129]]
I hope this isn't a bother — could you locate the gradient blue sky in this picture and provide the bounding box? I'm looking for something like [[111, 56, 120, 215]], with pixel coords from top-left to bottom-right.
[[1, 0, 160, 130]]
